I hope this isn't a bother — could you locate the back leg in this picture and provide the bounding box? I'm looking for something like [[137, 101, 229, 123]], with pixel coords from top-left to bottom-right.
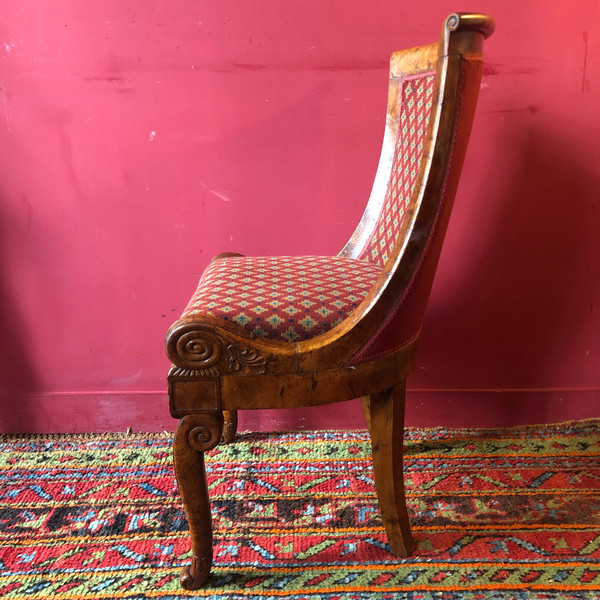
[[362, 382, 415, 557], [221, 410, 238, 444]]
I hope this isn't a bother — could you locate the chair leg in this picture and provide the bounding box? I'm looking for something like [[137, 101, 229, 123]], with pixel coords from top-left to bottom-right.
[[361, 395, 372, 435], [221, 410, 238, 444], [173, 413, 223, 590], [362, 382, 416, 557]]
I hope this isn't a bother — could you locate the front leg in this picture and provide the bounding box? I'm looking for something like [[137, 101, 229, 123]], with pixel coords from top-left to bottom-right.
[[173, 413, 224, 589]]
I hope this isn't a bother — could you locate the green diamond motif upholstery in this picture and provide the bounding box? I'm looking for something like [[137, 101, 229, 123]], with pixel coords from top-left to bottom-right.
[[362, 73, 435, 265], [182, 255, 382, 342]]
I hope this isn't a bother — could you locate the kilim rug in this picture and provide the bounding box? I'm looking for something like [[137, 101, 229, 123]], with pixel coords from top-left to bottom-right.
[[1, 420, 599, 600]]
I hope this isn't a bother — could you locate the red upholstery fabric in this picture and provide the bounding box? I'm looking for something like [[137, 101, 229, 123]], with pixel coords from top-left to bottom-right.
[[362, 73, 435, 265], [182, 256, 382, 342], [349, 58, 485, 365]]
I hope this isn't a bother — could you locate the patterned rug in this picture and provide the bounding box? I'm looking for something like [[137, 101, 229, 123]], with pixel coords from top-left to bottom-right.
[[1, 420, 599, 599]]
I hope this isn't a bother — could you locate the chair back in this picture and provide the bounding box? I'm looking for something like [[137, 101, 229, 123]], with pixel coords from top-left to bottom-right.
[[341, 13, 494, 364]]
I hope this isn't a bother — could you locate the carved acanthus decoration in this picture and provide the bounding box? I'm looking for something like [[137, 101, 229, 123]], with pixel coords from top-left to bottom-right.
[[167, 324, 268, 376], [226, 344, 266, 375]]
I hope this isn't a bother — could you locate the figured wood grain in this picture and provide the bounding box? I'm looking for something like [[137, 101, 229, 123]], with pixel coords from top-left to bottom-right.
[[362, 382, 415, 556], [166, 13, 495, 589], [172, 413, 223, 589]]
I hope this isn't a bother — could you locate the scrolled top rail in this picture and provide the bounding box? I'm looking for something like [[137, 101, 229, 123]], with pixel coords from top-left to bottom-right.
[[445, 13, 495, 39]]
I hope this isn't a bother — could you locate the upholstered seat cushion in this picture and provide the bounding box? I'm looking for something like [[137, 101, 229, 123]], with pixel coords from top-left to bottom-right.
[[182, 255, 382, 342]]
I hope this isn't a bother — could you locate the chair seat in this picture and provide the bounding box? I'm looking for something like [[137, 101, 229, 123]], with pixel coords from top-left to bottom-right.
[[182, 255, 382, 342]]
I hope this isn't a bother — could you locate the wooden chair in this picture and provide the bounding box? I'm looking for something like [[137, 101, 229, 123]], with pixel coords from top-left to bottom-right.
[[165, 13, 495, 589]]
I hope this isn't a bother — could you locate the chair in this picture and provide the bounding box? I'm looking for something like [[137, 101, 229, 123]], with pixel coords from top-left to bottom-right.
[[165, 13, 495, 589]]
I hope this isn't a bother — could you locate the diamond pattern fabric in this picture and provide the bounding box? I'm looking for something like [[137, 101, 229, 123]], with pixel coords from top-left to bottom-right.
[[182, 256, 382, 342], [362, 73, 435, 265], [180, 74, 434, 343]]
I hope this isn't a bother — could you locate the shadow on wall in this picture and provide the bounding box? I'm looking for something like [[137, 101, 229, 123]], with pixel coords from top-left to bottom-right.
[[0, 194, 41, 432], [415, 123, 599, 425]]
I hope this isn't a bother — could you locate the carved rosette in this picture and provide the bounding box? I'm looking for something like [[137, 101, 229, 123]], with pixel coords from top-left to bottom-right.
[[167, 324, 267, 377]]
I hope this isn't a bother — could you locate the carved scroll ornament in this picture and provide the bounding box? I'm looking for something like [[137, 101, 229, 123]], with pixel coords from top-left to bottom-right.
[[167, 325, 267, 377], [187, 417, 222, 452]]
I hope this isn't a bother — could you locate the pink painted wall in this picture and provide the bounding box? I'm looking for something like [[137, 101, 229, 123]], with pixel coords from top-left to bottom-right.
[[0, 1, 598, 433]]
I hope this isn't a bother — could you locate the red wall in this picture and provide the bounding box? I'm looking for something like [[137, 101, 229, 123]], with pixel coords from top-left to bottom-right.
[[0, 1, 598, 433]]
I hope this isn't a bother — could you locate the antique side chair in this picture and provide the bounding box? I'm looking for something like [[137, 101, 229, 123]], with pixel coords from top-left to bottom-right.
[[165, 13, 495, 589]]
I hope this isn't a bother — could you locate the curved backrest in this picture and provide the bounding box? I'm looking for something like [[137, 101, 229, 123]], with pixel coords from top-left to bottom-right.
[[343, 48, 438, 266], [341, 13, 494, 364], [361, 70, 436, 266]]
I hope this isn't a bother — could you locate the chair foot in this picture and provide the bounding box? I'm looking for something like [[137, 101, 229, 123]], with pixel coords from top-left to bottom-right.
[[362, 382, 416, 557], [180, 556, 211, 590], [221, 410, 238, 444], [173, 413, 224, 589]]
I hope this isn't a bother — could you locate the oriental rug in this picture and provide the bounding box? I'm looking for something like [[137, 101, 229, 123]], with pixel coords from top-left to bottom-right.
[[1, 420, 599, 599]]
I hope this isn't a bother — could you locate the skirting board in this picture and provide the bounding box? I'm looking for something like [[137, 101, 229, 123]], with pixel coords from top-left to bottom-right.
[[0, 389, 597, 434]]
